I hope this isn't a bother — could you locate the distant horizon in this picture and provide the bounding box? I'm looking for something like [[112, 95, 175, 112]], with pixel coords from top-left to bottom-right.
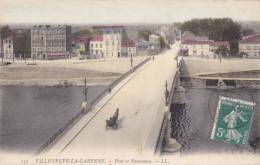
[[3, 19, 260, 27], [0, 0, 259, 25]]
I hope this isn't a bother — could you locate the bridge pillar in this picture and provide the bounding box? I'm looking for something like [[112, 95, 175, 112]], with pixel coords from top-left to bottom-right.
[[163, 112, 182, 153]]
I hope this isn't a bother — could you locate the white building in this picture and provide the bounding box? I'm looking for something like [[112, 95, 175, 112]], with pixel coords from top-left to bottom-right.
[[180, 39, 214, 57], [93, 26, 126, 58], [31, 25, 71, 59], [239, 34, 260, 58], [180, 38, 230, 57], [3, 36, 14, 59], [89, 35, 103, 58], [103, 31, 121, 58], [149, 34, 160, 45]]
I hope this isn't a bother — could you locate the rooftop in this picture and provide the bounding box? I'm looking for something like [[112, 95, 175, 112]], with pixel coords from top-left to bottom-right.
[[122, 40, 135, 47], [92, 26, 125, 29], [91, 35, 103, 42], [75, 36, 91, 43], [214, 41, 230, 47], [240, 34, 260, 44], [181, 39, 214, 45]]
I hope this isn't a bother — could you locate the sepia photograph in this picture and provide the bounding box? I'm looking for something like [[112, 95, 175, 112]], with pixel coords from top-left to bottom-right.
[[0, 0, 260, 164]]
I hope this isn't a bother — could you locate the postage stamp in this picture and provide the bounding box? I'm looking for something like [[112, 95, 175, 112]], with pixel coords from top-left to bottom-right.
[[210, 96, 255, 145]]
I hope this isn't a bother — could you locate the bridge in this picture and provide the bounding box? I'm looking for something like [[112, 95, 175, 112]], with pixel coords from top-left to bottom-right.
[[42, 44, 180, 157]]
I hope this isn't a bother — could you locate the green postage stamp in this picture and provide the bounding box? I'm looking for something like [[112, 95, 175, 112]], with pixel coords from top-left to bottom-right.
[[210, 96, 255, 145]]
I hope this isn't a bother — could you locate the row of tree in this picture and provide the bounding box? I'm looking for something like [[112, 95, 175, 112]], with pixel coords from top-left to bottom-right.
[[176, 18, 255, 56]]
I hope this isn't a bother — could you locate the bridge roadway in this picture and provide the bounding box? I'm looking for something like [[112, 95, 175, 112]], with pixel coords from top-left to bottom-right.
[[46, 45, 178, 157]]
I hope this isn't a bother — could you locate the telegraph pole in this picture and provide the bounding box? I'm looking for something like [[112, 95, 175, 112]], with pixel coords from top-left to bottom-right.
[[0, 21, 3, 64], [83, 77, 88, 102]]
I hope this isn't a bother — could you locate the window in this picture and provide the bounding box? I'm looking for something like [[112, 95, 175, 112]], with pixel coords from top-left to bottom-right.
[[100, 44, 102, 48]]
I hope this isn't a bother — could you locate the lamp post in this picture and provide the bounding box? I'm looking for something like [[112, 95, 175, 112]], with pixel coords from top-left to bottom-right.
[[83, 77, 88, 102]]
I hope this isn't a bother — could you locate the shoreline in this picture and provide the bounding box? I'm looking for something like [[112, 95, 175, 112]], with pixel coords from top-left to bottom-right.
[[0, 76, 118, 87]]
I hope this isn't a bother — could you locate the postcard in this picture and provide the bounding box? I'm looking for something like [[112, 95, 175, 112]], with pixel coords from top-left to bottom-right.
[[0, 0, 259, 164]]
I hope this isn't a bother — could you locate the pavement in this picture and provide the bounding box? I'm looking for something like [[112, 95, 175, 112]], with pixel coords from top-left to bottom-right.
[[45, 45, 179, 157]]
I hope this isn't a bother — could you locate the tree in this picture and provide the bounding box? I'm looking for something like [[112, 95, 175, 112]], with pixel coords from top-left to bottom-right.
[[13, 30, 31, 59], [72, 28, 93, 39], [177, 18, 242, 56], [242, 28, 255, 37], [0, 25, 13, 62], [138, 30, 152, 41], [0, 25, 12, 39], [215, 46, 230, 57], [159, 36, 167, 49]]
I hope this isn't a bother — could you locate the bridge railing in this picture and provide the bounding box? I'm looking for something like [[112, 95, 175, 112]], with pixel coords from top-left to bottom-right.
[[155, 56, 184, 154], [36, 57, 151, 154]]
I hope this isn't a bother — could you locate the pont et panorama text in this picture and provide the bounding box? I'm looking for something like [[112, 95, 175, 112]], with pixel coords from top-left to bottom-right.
[[20, 157, 170, 165]]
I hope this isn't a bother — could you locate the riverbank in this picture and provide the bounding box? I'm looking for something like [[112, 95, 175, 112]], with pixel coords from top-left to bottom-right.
[[0, 56, 147, 86]]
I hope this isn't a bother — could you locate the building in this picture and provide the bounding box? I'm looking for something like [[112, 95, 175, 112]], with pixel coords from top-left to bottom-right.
[[31, 25, 71, 60], [239, 34, 260, 58], [136, 39, 151, 56], [180, 38, 214, 57], [73, 36, 91, 57], [121, 40, 136, 57], [89, 35, 103, 58], [214, 41, 230, 50], [180, 38, 230, 57], [102, 27, 122, 58], [93, 26, 127, 58], [3, 36, 14, 59], [149, 34, 161, 54]]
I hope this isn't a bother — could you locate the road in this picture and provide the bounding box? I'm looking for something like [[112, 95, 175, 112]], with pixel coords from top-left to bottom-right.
[[46, 45, 179, 157]]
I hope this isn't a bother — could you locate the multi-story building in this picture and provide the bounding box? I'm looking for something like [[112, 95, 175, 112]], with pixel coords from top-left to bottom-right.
[[31, 25, 71, 60], [93, 26, 127, 58], [180, 39, 214, 57], [89, 35, 103, 58], [103, 31, 121, 58], [121, 40, 136, 57], [239, 34, 260, 58], [3, 36, 14, 59]]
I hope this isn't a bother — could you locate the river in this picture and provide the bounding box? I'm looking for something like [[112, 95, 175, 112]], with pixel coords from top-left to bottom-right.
[[171, 88, 260, 154], [0, 85, 106, 153]]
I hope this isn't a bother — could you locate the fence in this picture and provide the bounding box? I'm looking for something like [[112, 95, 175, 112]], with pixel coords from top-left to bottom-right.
[[36, 57, 151, 154]]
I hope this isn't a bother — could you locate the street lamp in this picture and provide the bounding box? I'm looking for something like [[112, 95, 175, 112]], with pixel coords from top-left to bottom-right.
[[130, 53, 133, 68], [83, 77, 88, 102]]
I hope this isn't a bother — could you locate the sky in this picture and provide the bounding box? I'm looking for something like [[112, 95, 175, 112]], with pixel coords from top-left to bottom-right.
[[0, 0, 259, 24]]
